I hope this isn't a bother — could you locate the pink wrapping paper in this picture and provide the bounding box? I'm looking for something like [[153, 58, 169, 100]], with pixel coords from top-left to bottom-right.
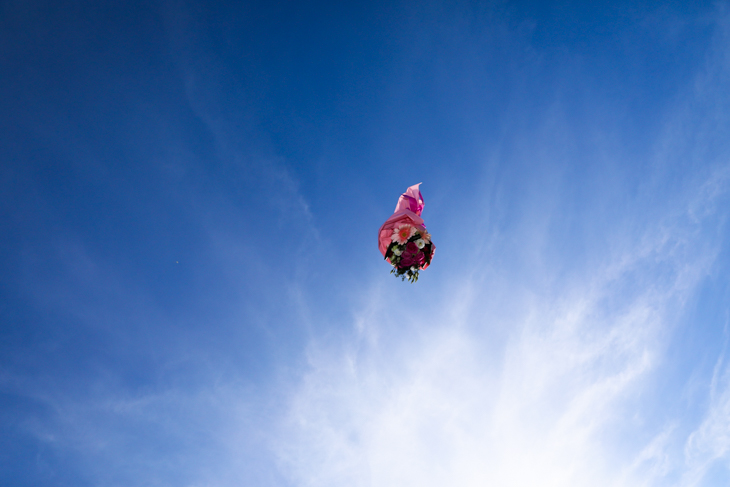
[[378, 183, 432, 268]]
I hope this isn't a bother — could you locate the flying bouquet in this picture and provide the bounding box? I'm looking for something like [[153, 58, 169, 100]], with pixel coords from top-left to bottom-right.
[[378, 183, 435, 283]]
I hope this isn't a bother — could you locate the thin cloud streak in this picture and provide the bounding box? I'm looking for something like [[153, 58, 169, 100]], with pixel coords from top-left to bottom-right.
[[679, 319, 730, 486]]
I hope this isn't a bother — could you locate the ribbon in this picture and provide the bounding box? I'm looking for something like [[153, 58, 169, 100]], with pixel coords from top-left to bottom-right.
[[395, 183, 424, 216]]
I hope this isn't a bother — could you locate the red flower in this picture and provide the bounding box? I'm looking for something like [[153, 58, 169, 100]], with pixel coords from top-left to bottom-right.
[[399, 241, 425, 268]]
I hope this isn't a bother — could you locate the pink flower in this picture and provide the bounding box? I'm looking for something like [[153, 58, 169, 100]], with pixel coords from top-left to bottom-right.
[[415, 225, 430, 242], [392, 224, 416, 245], [399, 241, 425, 268]]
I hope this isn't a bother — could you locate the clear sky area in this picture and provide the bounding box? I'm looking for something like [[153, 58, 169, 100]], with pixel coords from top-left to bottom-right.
[[2, 1, 730, 485]]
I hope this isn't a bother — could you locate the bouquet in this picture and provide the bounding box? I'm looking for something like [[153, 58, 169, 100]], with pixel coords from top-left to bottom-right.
[[377, 183, 435, 282]]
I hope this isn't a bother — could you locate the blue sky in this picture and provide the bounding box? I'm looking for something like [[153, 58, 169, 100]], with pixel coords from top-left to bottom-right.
[[1, 0, 730, 485]]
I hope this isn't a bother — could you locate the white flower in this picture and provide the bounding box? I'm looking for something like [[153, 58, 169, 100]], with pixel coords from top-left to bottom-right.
[[410, 266, 418, 272], [392, 247, 402, 256], [415, 238, 425, 249]]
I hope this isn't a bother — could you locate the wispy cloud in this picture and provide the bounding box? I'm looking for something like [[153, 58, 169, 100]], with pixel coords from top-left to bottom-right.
[[678, 318, 730, 487]]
